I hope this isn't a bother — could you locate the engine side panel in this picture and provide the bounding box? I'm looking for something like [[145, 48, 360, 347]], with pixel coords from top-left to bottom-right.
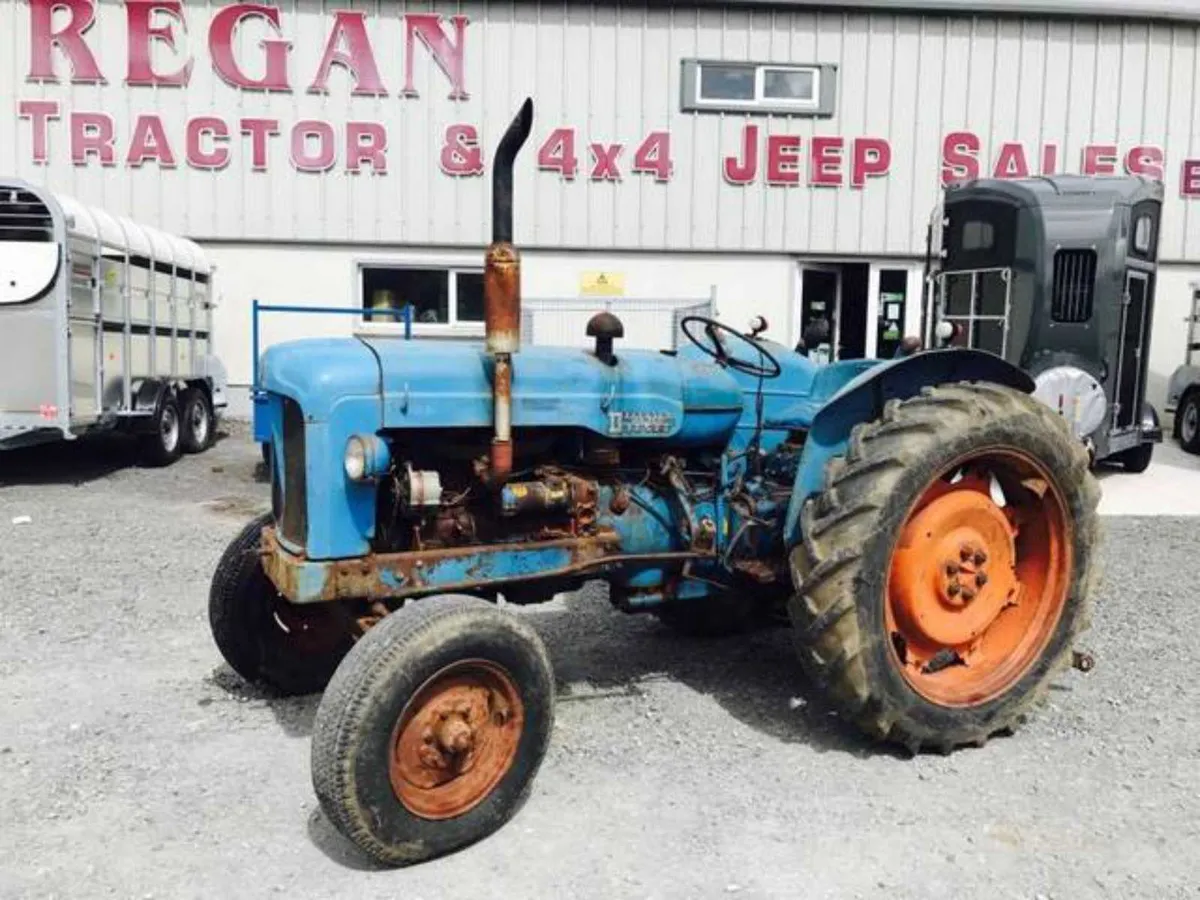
[[365, 338, 745, 446]]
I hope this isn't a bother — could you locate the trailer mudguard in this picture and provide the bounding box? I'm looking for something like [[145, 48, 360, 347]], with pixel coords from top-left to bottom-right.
[[783, 348, 1035, 546]]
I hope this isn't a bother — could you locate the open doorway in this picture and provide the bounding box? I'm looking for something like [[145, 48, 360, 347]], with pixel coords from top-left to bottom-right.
[[797, 262, 868, 359]]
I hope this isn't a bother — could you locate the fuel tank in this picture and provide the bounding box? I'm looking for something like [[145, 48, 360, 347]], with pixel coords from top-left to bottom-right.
[[363, 337, 745, 447]]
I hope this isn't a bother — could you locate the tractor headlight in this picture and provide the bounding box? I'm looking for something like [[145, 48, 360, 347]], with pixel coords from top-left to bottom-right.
[[344, 434, 390, 482]]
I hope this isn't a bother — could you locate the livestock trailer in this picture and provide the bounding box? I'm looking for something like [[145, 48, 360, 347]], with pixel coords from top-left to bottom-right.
[[0, 180, 228, 465], [922, 174, 1163, 472]]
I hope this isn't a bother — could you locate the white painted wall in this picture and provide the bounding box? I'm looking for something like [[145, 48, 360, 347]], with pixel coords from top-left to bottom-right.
[[5, 1, 1200, 259]]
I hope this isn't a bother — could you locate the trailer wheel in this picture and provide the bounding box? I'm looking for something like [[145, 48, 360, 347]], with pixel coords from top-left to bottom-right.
[[1178, 390, 1200, 454], [139, 392, 183, 468], [209, 513, 356, 696], [311, 594, 554, 867], [1116, 441, 1154, 473], [180, 388, 215, 454], [788, 382, 1100, 754]]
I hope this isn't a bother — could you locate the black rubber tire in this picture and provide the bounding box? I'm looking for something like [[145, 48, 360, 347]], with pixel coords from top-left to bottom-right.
[[208, 513, 356, 696], [311, 594, 555, 867], [139, 392, 183, 468], [1178, 390, 1200, 455], [653, 592, 768, 637], [1117, 441, 1154, 473], [788, 382, 1101, 754], [180, 388, 215, 454]]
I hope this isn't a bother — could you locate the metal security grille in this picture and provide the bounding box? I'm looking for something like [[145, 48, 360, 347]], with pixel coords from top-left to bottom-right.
[[934, 267, 1012, 357], [1050, 249, 1097, 323], [519, 294, 717, 352], [0, 188, 53, 242]]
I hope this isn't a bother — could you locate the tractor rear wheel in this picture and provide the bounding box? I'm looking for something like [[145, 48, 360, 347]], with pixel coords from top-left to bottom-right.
[[310, 595, 554, 867], [788, 382, 1100, 754], [209, 512, 357, 696]]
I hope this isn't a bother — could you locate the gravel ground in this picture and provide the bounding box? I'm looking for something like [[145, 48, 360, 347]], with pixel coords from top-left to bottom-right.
[[1, 421, 1198, 900]]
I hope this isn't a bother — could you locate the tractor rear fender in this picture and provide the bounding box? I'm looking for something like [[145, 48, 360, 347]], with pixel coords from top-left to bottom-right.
[[783, 349, 1035, 547]]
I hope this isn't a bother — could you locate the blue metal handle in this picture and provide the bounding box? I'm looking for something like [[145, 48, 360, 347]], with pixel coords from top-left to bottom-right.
[[251, 300, 414, 393]]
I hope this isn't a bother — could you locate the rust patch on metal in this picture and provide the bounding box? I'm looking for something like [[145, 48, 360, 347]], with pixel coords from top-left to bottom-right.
[[260, 525, 628, 604], [484, 242, 520, 355], [388, 659, 524, 821]]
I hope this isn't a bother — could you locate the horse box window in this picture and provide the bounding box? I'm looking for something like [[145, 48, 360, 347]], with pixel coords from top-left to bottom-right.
[[943, 201, 1018, 270]]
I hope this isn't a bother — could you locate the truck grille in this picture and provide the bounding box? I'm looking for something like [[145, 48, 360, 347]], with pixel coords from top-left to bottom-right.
[[279, 396, 308, 548], [0, 188, 53, 242]]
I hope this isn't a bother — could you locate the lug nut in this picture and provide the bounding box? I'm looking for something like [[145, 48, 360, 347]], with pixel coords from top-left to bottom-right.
[[947, 581, 962, 597], [960, 544, 973, 561], [973, 550, 988, 565], [975, 572, 988, 587], [945, 562, 960, 575], [961, 587, 977, 601]]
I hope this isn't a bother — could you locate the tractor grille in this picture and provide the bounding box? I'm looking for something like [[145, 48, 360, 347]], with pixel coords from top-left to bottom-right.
[[0, 188, 53, 242], [1050, 249, 1097, 324], [279, 396, 308, 548]]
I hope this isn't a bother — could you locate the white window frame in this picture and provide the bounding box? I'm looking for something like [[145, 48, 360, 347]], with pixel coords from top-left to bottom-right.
[[354, 260, 486, 338], [694, 62, 821, 111]]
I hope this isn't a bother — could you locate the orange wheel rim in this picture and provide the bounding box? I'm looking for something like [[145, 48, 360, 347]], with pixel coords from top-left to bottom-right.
[[388, 659, 524, 820], [884, 448, 1073, 707]]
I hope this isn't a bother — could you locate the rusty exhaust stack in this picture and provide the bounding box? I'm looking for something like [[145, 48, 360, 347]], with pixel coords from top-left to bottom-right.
[[484, 97, 534, 486]]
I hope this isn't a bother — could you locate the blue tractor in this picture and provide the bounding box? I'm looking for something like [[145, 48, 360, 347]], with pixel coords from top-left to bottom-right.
[[209, 99, 1101, 867]]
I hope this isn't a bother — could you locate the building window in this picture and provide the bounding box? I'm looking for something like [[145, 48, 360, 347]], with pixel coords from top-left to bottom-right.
[[360, 264, 484, 330], [680, 59, 836, 117]]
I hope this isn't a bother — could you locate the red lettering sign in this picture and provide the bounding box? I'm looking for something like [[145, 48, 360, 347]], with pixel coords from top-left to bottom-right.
[[1181, 160, 1200, 197], [590, 142, 623, 181], [241, 118, 280, 171], [724, 126, 758, 185], [440, 124, 483, 176], [70, 112, 116, 166], [126, 114, 176, 167], [993, 142, 1030, 179], [537, 128, 579, 180], [18, 100, 59, 164], [1125, 146, 1164, 181], [851, 138, 890, 188], [125, 0, 192, 87], [209, 4, 291, 91], [309, 11, 386, 96], [403, 13, 469, 100], [347, 122, 388, 173], [27, 0, 105, 83], [766, 135, 801, 185], [809, 137, 843, 187], [187, 116, 230, 170], [941, 131, 980, 185], [631, 133, 672, 181]]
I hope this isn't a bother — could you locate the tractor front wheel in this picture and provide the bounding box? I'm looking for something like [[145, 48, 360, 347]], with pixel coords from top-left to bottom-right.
[[788, 382, 1100, 754], [310, 594, 555, 867], [209, 513, 357, 696]]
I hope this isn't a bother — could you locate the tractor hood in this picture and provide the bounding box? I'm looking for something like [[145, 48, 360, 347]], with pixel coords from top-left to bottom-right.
[[360, 337, 745, 446], [258, 337, 383, 422]]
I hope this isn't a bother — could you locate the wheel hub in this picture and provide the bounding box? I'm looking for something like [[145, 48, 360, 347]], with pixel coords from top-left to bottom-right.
[[884, 455, 1072, 708], [891, 492, 1019, 648], [389, 660, 523, 820]]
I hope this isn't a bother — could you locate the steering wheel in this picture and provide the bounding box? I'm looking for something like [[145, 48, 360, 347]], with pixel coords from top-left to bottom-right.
[[679, 316, 782, 379]]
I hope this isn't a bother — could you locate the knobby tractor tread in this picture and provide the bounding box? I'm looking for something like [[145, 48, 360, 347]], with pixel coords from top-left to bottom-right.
[[208, 512, 354, 696], [787, 381, 1102, 754], [310, 594, 555, 867]]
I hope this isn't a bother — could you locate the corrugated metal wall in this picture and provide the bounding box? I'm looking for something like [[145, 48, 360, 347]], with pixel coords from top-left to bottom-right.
[[3, 0, 1199, 259]]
